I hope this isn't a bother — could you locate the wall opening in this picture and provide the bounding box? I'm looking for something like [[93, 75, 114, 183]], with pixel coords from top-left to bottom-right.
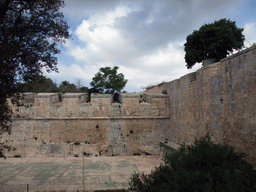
[[112, 93, 121, 103]]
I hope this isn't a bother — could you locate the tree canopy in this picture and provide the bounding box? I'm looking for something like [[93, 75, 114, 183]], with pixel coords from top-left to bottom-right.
[[58, 80, 77, 93], [90, 66, 128, 94], [17, 76, 58, 93], [184, 18, 245, 69], [0, 0, 70, 133], [79, 86, 89, 93]]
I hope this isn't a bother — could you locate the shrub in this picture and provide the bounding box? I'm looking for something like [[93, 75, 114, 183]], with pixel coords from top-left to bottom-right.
[[129, 133, 256, 192]]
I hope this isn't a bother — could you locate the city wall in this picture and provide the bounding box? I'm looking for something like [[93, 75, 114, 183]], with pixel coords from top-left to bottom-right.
[[1, 93, 170, 157], [146, 45, 256, 166], [1, 45, 256, 166]]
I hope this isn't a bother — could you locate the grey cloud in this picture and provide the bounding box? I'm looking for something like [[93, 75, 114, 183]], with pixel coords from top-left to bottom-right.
[[63, 0, 244, 51], [63, 0, 122, 19], [115, 0, 243, 52], [60, 0, 247, 92]]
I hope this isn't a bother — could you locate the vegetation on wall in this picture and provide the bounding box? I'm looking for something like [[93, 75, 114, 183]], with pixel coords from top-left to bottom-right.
[[129, 133, 256, 192], [184, 18, 245, 69]]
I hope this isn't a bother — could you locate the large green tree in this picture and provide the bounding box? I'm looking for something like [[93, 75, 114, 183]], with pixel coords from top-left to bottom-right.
[[0, 0, 70, 134], [184, 18, 245, 69], [90, 66, 128, 94], [58, 80, 77, 93]]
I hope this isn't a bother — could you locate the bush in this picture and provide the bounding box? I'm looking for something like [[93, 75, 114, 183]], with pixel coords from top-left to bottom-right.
[[129, 133, 256, 192]]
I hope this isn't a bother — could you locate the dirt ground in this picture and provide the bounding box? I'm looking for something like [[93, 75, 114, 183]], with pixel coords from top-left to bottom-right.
[[0, 155, 164, 191]]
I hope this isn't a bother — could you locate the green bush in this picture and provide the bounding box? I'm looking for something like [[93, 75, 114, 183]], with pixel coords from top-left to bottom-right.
[[129, 133, 256, 192]]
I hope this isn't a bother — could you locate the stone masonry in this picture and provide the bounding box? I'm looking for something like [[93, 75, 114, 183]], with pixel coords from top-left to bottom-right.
[[1, 92, 170, 158], [145, 45, 256, 166]]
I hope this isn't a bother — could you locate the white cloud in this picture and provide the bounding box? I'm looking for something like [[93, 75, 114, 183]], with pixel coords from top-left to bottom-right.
[[244, 22, 256, 47], [43, 0, 252, 92]]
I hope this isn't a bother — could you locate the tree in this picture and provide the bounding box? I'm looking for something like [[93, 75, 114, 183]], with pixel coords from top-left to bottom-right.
[[17, 76, 59, 93], [184, 18, 245, 69], [90, 66, 128, 94], [79, 86, 88, 93], [129, 133, 256, 192], [58, 80, 77, 93], [76, 78, 85, 91], [0, 0, 70, 134]]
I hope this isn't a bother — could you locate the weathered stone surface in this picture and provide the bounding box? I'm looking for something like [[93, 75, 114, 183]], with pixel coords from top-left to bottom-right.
[[1, 92, 170, 158], [145, 45, 256, 166]]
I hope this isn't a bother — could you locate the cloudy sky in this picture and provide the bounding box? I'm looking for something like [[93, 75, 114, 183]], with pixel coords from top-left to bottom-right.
[[43, 0, 256, 93]]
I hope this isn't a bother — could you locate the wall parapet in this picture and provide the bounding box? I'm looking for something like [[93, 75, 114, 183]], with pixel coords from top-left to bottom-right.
[[221, 45, 256, 62], [8, 92, 169, 118]]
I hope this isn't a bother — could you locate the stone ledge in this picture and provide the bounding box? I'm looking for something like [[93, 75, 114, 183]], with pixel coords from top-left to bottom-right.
[[63, 93, 88, 98], [121, 93, 140, 98], [221, 45, 256, 62], [91, 93, 112, 98], [143, 93, 168, 98], [14, 116, 170, 120], [36, 93, 62, 98]]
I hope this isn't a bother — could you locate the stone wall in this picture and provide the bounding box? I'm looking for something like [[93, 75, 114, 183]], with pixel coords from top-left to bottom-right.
[[1, 93, 170, 157], [145, 45, 256, 166], [2, 46, 256, 166]]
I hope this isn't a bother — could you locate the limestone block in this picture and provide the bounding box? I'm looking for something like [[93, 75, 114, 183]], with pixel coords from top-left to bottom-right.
[[138, 146, 160, 155], [122, 93, 140, 116], [91, 94, 111, 117], [35, 93, 63, 117]]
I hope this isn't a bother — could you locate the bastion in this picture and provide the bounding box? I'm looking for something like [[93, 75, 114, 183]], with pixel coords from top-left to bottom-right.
[[1, 92, 170, 158]]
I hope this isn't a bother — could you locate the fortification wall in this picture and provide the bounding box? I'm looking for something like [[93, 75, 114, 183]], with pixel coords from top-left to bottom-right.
[[145, 45, 256, 166], [1, 93, 170, 157]]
